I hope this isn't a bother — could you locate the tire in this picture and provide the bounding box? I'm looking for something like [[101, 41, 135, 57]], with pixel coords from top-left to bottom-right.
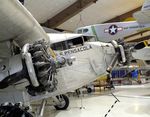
[[54, 94, 69, 110], [87, 88, 92, 93]]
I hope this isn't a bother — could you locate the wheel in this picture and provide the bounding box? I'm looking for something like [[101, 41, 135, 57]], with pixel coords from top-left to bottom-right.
[[87, 87, 92, 93], [54, 94, 69, 110]]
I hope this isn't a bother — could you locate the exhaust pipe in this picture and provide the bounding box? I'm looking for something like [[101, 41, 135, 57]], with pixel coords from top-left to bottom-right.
[[22, 44, 39, 87], [118, 45, 126, 63]]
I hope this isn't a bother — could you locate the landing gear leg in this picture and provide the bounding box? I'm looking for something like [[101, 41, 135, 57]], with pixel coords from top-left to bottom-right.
[[37, 99, 47, 117], [53, 94, 69, 110]]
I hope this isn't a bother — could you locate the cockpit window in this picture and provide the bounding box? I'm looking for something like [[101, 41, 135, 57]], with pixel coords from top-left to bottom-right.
[[83, 28, 88, 33], [51, 41, 67, 51], [51, 37, 84, 51]]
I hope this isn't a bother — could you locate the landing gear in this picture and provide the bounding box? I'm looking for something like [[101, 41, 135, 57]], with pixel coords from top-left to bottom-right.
[[33, 95, 69, 116], [54, 95, 69, 110]]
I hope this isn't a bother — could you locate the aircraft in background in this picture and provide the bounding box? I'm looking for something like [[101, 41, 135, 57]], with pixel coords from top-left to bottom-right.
[[75, 0, 150, 69], [76, 0, 150, 43]]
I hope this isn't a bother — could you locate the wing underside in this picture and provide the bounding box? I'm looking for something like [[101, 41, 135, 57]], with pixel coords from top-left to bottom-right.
[[0, 0, 49, 59]]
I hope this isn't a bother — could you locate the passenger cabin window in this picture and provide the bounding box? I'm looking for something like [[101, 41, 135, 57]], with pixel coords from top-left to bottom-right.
[[145, 60, 150, 65], [51, 37, 84, 51]]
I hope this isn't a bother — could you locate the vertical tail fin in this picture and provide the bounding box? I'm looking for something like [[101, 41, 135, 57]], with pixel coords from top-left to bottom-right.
[[141, 0, 150, 11]]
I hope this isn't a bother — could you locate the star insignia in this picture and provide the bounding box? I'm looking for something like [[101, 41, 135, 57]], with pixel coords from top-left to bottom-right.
[[104, 25, 123, 35]]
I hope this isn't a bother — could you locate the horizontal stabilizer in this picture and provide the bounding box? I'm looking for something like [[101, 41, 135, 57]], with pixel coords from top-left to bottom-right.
[[142, 0, 150, 11], [133, 10, 150, 24], [133, 0, 150, 23]]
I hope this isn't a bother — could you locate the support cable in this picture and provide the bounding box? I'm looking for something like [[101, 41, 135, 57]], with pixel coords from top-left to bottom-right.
[[103, 92, 120, 117]]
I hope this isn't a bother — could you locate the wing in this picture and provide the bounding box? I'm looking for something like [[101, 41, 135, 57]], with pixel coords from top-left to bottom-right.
[[0, 0, 49, 60]]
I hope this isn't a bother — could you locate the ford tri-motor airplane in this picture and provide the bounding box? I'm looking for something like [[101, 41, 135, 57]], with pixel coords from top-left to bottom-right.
[[0, 0, 150, 117], [0, 1, 119, 117]]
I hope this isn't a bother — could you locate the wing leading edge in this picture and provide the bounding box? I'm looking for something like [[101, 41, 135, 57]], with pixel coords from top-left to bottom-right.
[[0, 0, 49, 46]]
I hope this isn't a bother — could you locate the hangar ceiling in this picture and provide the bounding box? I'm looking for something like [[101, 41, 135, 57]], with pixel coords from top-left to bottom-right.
[[41, 0, 97, 28], [24, 0, 77, 23], [24, 0, 144, 32], [58, 0, 144, 31]]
